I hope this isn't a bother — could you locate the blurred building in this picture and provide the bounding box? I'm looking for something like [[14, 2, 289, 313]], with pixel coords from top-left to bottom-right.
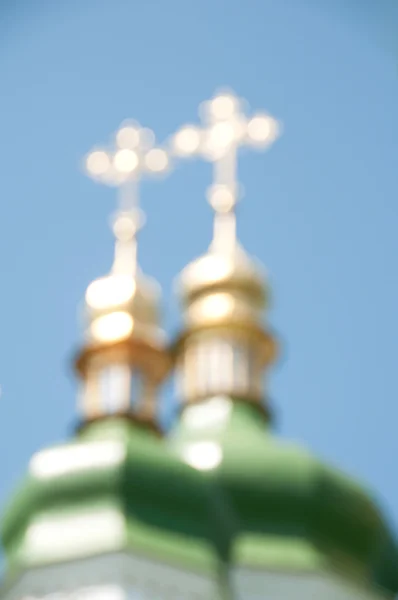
[[1, 92, 397, 600]]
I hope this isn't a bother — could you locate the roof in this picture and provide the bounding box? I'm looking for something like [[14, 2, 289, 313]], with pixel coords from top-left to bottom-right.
[[1, 418, 228, 582], [169, 395, 398, 596]]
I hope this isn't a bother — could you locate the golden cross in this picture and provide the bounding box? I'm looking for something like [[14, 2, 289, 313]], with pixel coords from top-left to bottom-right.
[[85, 120, 169, 275], [171, 91, 280, 253]]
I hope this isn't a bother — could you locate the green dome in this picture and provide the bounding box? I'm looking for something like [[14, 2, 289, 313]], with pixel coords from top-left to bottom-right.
[[169, 396, 398, 596], [1, 419, 228, 584]]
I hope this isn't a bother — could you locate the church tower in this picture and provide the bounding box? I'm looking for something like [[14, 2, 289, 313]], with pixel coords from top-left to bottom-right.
[[168, 90, 398, 599], [76, 121, 171, 426], [169, 90, 278, 422], [0, 121, 229, 600]]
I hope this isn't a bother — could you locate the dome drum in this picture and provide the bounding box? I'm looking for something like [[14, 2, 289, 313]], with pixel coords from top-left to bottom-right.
[[172, 324, 277, 368], [172, 325, 276, 406]]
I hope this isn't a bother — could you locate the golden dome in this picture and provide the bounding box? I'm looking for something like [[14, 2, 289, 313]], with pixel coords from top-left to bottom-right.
[[179, 242, 268, 306], [173, 236, 277, 405], [85, 268, 164, 346], [174, 238, 274, 344]]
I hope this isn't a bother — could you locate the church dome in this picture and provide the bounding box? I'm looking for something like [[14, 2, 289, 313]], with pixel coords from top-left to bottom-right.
[[179, 243, 268, 307], [84, 268, 164, 346], [1, 419, 230, 595], [175, 244, 276, 358], [170, 397, 398, 596]]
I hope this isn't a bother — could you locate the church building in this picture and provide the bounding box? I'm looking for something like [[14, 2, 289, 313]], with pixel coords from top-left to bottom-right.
[[1, 91, 397, 600]]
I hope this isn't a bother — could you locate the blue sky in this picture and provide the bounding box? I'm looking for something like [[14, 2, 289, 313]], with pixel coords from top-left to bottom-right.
[[0, 0, 397, 537]]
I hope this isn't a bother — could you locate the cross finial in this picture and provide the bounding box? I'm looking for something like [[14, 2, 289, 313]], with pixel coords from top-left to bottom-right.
[[171, 90, 280, 253], [85, 120, 170, 275]]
